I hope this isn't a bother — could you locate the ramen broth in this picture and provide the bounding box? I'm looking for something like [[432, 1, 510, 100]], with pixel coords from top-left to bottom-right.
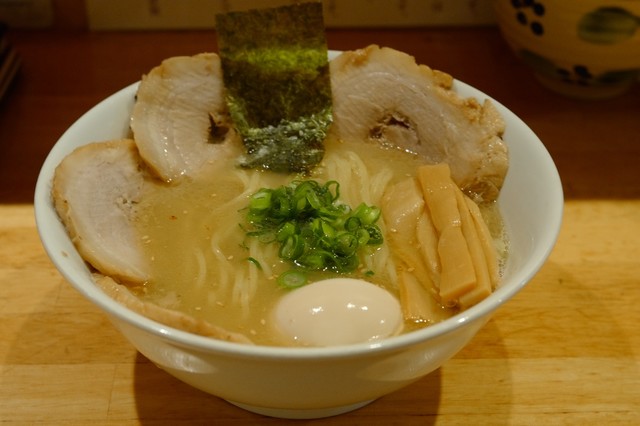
[[132, 137, 505, 346]]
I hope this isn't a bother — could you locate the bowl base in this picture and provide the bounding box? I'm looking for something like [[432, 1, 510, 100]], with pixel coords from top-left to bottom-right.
[[225, 398, 375, 419]]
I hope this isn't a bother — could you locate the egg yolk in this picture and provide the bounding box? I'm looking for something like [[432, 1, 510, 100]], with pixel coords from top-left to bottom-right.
[[273, 278, 403, 347]]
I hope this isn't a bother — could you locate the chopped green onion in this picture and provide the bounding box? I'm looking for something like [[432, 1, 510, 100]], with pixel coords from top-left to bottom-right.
[[276, 221, 297, 242], [249, 189, 272, 211], [277, 270, 308, 288], [356, 228, 370, 245], [344, 216, 361, 232], [247, 257, 262, 269], [244, 179, 384, 285], [334, 232, 358, 256], [298, 250, 334, 270], [366, 225, 384, 245], [279, 234, 305, 260]]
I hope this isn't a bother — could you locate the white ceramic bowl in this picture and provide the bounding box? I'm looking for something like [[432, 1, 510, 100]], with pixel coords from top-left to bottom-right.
[[35, 53, 563, 419]]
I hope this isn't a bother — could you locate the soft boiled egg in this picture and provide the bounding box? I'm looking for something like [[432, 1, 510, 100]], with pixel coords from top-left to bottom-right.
[[273, 278, 403, 347]]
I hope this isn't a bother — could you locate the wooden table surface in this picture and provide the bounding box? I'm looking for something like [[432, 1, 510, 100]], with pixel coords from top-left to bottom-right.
[[1, 27, 639, 425]]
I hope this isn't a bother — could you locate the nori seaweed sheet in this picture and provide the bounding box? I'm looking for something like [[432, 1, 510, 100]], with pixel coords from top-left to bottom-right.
[[216, 1, 332, 173]]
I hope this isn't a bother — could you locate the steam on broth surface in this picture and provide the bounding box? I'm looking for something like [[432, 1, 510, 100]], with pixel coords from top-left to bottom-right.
[[131, 136, 505, 346]]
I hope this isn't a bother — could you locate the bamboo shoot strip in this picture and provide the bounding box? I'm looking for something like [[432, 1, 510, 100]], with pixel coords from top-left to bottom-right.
[[465, 197, 500, 287], [455, 189, 492, 308], [417, 210, 441, 288], [418, 164, 477, 304], [398, 270, 440, 323], [381, 178, 435, 292], [215, 2, 332, 173]]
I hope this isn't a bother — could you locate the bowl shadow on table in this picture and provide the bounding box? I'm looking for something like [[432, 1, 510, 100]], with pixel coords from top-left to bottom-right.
[[131, 351, 443, 424], [130, 320, 510, 424]]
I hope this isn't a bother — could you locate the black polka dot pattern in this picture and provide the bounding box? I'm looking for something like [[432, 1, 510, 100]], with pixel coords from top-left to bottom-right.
[[556, 65, 595, 86], [511, 0, 546, 36]]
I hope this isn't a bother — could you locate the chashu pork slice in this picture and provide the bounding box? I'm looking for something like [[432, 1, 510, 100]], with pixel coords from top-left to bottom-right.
[[131, 53, 238, 182], [94, 274, 253, 344], [52, 139, 150, 283], [329, 45, 508, 202]]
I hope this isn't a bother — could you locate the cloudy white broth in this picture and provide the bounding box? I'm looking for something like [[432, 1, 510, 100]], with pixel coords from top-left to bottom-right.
[[130, 135, 506, 347]]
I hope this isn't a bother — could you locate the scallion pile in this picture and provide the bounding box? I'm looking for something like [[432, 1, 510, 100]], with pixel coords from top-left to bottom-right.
[[243, 180, 383, 288]]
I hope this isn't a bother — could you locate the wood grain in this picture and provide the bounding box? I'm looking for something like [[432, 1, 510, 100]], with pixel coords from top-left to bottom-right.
[[1, 201, 639, 424], [0, 27, 639, 425]]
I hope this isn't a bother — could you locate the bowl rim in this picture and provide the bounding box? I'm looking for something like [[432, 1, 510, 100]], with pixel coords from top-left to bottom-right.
[[34, 53, 564, 361]]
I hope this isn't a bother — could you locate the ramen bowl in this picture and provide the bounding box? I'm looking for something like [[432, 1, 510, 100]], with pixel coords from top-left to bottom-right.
[[493, 0, 640, 99], [35, 56, 563, 419]]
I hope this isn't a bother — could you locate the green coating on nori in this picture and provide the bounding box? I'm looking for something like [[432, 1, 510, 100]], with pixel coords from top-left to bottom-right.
[[216, 1, 332, 173]]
